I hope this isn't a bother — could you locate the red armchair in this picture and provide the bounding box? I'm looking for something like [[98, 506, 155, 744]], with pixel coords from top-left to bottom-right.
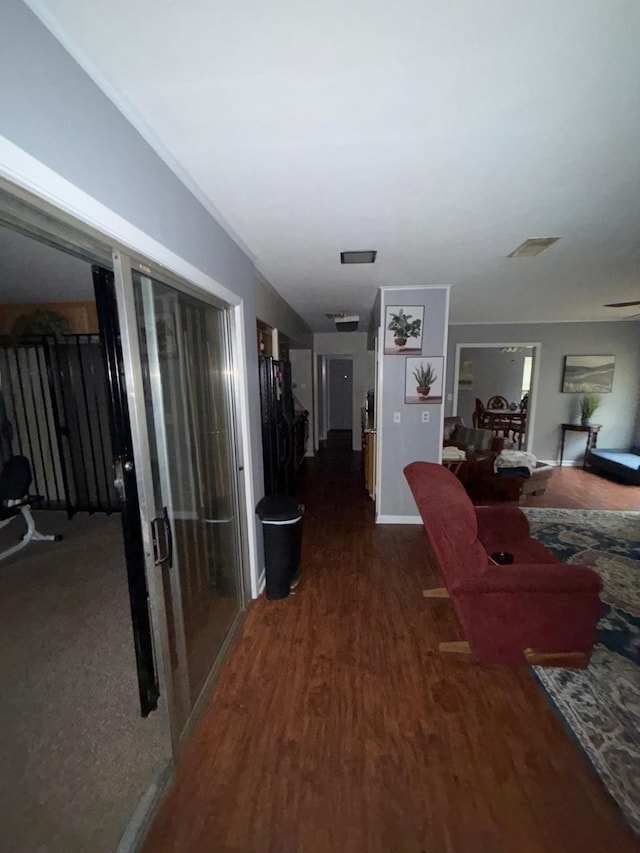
[[404, 461, 602, 666]]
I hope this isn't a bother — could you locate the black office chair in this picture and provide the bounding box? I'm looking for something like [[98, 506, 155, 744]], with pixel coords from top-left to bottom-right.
[[0, 455, 62, 562]]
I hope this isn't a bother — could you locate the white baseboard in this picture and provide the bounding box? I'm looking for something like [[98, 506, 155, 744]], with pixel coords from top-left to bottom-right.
[[375, 514, 423, 525], [540, 459, 582, 467]]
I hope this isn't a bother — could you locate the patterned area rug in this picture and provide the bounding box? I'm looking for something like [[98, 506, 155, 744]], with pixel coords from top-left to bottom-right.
[[522, 508, 640, 835]]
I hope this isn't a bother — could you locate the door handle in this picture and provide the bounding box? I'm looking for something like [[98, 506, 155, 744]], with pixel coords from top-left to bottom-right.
[[113, 458, 125, 500], [151, 510, 173, 567], [163, 507, 173, 568]]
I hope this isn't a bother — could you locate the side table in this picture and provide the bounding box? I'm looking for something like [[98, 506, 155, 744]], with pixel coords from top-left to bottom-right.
[[442, 459, 465, 477], [559, 423, 601, 469]]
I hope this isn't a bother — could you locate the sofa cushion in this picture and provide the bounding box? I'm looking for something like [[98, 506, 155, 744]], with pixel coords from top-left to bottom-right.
[[455, 426, 493, 451], [443, 416, 463, 440], [589, 449, 640, 471]]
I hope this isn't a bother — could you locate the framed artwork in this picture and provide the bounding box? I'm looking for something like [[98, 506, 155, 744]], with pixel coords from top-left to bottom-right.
[[404, 356, 444, 404], [458, 359, 473, 390], [384, 305, 424, 354], [562, 355, 615, 393]]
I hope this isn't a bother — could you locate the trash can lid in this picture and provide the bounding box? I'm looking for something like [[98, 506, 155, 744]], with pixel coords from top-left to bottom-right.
[[256, 494, 302, 522]]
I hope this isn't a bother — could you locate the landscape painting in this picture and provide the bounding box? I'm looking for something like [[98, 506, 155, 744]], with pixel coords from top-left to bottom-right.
[[404, 356, 444, 404], [562, 355, 615, 393]]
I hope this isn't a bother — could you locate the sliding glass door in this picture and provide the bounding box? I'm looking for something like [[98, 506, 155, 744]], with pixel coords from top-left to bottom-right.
[[118, 259, 246, 740]]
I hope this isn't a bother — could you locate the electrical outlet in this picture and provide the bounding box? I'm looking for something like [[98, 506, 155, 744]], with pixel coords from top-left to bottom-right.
[[393, 411, 401, 423], [421, 411, 430, 423], [446, 393, 452, 402]]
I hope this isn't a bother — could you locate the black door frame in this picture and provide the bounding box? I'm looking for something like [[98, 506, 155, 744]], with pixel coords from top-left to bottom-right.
[[93, 265, 159, 717]]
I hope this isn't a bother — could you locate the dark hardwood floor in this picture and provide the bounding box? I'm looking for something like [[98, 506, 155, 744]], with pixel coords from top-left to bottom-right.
[[142, 452, 639, 853]]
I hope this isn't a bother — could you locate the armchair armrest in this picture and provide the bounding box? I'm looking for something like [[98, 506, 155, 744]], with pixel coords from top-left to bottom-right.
[[449, 563, 603, 665], [452, 563, 602, 595]]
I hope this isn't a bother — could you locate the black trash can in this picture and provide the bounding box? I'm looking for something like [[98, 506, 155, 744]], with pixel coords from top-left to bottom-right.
[[256, 494, 304, 600]]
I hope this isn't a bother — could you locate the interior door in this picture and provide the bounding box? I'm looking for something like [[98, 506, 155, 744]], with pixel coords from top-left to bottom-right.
[[328, 358, 353, 431], [92, 266, 159, 717]]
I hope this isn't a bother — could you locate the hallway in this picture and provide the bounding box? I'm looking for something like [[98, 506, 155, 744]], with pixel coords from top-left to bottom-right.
[[142, 450, 637, 852]]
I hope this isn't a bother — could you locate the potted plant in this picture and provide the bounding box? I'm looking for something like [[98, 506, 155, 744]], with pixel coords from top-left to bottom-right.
[[11, 309, 71, 340], [413, 362, 437, 400], [579, 393, 602, 426], [387, 309, 422, 348]]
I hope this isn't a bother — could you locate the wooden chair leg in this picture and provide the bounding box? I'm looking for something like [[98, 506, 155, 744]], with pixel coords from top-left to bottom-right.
[[524, 648, 590, 668], [422, 587, 449, 599], [439, 641, 472, 655]]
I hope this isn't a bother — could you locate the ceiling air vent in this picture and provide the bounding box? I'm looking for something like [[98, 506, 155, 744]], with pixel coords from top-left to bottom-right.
[[507, 237, 560, 258], [326, 312, 360, 331], [340, 250, 377, 264]]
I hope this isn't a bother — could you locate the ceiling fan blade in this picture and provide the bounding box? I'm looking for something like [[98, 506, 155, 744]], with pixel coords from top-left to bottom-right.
[[604, 300, 640, 307]]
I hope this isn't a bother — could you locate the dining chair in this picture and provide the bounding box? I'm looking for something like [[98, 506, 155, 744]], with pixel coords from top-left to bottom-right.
[[487, 394, 509, 410], [473, 398, 489, 428]]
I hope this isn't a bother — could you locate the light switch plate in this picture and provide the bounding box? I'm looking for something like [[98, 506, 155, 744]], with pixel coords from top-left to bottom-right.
[[393, 412, 401, 423]]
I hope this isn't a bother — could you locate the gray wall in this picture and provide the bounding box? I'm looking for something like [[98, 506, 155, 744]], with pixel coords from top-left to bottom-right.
[[378, 286, 449, 519], [0, 0, 264, 500], [367, 289, 381, 351], [447, 322, 640, 463], [254, 273, 313, 349], [288, 349, 313, 456]]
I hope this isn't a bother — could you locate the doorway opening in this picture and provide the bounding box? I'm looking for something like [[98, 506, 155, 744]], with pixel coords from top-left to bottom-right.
[[315, 354, 355, 452], [0, 224, 169, 853], [452, 342, 541, 451]]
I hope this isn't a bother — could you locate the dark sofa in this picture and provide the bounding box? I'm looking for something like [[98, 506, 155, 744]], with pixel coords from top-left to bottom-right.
[[587, 445, 640, 485]]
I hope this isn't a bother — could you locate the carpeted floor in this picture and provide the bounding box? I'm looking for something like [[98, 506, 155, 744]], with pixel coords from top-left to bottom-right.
[[0, 511, 170, 853], [523, 508, 640, 835]]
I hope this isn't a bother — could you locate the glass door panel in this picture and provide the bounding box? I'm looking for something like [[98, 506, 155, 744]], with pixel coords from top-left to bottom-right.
[[131, 270, 244, 732]]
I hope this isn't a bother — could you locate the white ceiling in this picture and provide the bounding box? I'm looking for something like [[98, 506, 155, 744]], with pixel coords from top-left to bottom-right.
[[22, 0, 640, 330]]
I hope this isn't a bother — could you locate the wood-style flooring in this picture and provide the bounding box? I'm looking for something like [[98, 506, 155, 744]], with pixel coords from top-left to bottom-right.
[[142, 453, 640, 853], [522, 465, 640, 511]]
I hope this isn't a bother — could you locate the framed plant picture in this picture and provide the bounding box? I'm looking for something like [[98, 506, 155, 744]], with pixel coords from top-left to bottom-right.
[[562, 355, 615, 393], [405, 356, 444, 404], [384, 305, 424, 354], [458, 359, 473, 390]]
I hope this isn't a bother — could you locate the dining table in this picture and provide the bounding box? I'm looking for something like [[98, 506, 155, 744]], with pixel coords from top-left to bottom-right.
[[482, 409, 526, 448]]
